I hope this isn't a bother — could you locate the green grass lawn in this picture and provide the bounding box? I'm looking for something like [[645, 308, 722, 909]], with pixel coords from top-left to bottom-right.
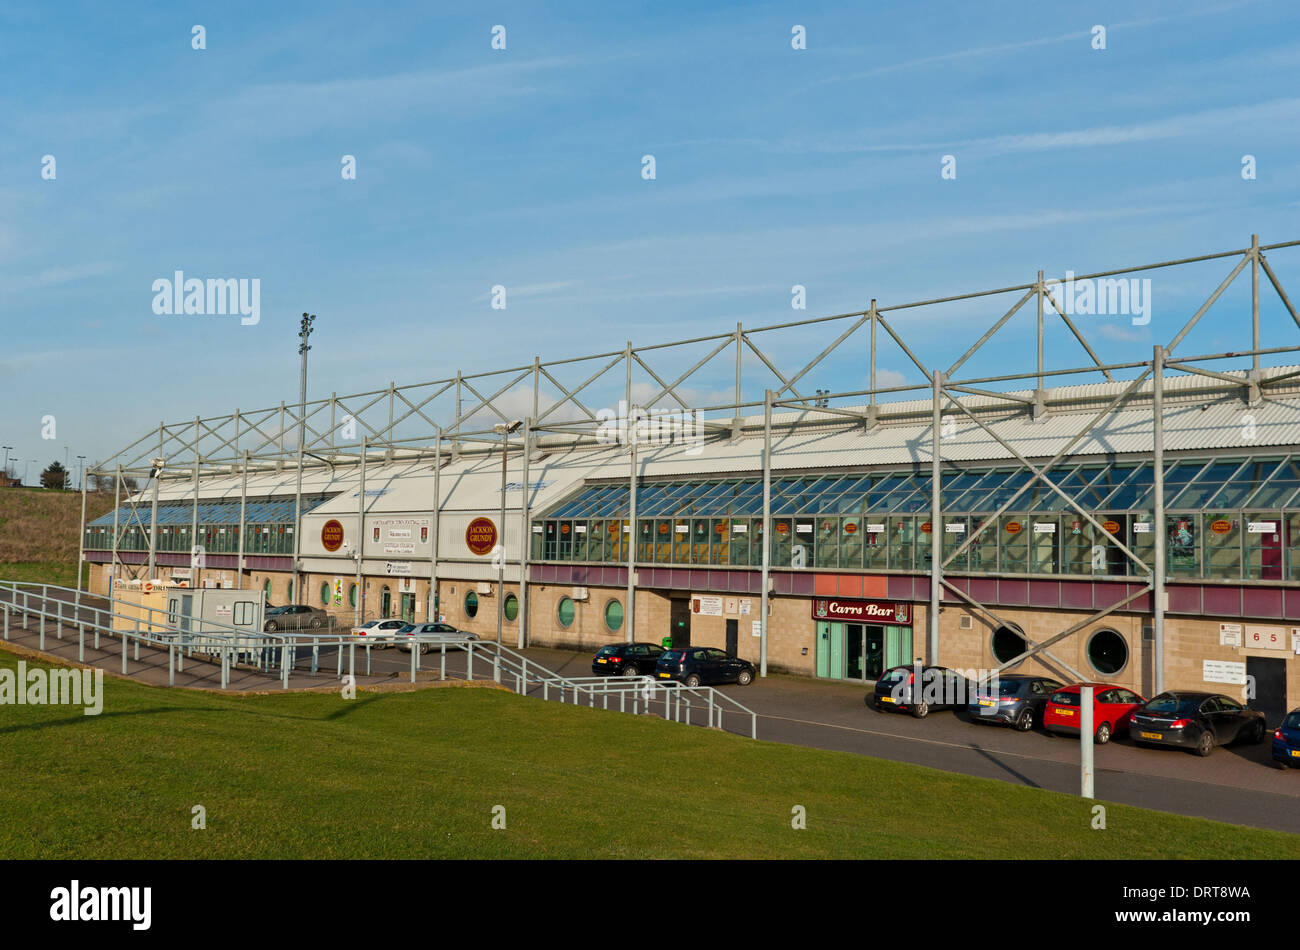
[[2, 649, 1297, 859], [0, 561, 85, 589]]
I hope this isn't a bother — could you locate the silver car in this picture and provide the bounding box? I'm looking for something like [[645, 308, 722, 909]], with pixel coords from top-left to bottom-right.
[[397, 621, 479, 654]]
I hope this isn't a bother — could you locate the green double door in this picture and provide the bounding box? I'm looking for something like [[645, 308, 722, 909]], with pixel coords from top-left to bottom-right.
[[815, 622, 913, 681]]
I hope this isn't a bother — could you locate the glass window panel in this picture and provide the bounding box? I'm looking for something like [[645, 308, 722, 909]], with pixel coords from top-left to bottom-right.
[[1104, 464, 1154, 510], [1243, 512, 1282, 581], [729, 518, 750, 566], [1167, 515, 1200, 577], [672, 518, 690, 562], [1203, 513, 1243, 580], [1208, 458, 1283, 508], [840, 516, 863, 569], [710, 518, 729, 564], [815, 516, 839, 567], [1169, 460, 1246, 509], [1029, 516, 1059, 573], [888, 516, 917, 570], [691, 518, 710, 564], [654, 518, 673, 562]]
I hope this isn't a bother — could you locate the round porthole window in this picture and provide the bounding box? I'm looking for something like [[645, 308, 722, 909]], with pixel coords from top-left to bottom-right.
[[991, 625, 1029, 665], [557, 596, 576, 628], [604, 599, 624, 633], [1086, 628, 1128, 676], [504, 593, 519, 622], [465, 590, 479, 619]]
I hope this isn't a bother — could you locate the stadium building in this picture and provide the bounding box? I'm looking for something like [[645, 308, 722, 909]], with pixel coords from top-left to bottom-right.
[[83, 238, 1300, 721]]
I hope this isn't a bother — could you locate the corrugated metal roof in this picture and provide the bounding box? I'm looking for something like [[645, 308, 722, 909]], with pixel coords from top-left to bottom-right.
[[117, 368, 1300, 518]]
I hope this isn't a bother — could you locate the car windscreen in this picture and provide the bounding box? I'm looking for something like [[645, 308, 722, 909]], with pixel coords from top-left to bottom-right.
[[1282, 711, 1300, 730], [1143, 695, 1199, 716], [1049, 691, 1079, 706], [879, 668, 910, 683], [595, 646, 621, 657], [998, 680, 1021, 696], [397, 624, 416, 633], [661, 650, 685, 663]]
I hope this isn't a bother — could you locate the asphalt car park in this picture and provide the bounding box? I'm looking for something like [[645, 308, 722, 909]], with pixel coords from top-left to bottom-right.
[[492, 645, 1300, 836]]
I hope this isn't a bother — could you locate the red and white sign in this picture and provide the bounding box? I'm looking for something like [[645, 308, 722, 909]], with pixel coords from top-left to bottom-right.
[[812, 598, 912, 625]]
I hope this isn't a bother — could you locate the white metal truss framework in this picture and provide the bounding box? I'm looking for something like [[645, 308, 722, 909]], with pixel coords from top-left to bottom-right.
[[84, 236, 1300, 689]]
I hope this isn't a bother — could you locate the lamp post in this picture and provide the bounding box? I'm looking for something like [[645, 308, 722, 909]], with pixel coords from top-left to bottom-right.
[[2, 446, 12, 483], [292, 313, 315, 608], [493, 420, 522, 656], [64, 446, 69, 488], [77, 456, 86, 491]]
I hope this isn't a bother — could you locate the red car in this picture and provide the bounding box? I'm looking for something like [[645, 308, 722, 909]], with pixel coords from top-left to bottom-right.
[[1043, 683, 1145, 744]]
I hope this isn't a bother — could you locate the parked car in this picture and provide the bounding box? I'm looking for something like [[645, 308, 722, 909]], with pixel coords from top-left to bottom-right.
[[1130, 691, 1267, 756], [349, 618, 407, 648], [654, 647, 755, 687], [1043, 684, 1145, 744], [1272, 708, 1300, 769], [592, 642, 665, 676], [869, 665, 974, 718], [967, 674, 1064, 731], [397, 622, 477, 654], [263, 604, 336, 632]]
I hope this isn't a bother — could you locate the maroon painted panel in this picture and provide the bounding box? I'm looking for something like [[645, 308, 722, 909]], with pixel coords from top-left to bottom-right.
[[1092, 582, 1134, 610], [1242, 587, 1283, 620], [1028, 581, 1059, 608], [998, 579, 1029, 606], [1285, 588, 1300, 621], [1059, 581, 1093, 610], [789, 572, 815, 596], [968, 578, 998, 604], [1199, 586, 1240, 617], [886, 575, 912, 600]]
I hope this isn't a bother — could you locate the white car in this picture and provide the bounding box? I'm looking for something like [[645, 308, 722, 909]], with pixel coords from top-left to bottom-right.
[[350, 618, 407, 649], [397, 621, 479, 654]]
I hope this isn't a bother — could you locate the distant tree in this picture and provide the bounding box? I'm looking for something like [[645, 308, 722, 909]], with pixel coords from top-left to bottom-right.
[[121, 475, 140, 493], [40, 461, 68, 490]]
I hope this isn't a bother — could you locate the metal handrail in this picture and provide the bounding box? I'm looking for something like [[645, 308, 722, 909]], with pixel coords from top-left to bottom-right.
[[0, 580, 757, 737]]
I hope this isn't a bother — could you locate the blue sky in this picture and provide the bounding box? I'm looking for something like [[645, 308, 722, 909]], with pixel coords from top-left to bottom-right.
[[2, 0, 1299, 476]]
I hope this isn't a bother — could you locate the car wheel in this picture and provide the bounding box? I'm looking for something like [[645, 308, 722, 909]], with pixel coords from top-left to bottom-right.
[[1095, 722, 1111, 745], [1251, 721, 1266, 745], [622, 663, 640, 677], [265, 621, 278, 632], [684, 674, 701, 688], [418, 642, 428, 656], [1015, 707, 1034, 732], [911, 701, 930, 719], [1195, 730, 1215, 757], [310, 617, 323, 629], [737, 669, 753, 686]]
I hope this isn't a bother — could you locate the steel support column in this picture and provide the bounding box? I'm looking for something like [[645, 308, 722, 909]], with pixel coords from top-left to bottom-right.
[[760, 389, 773, 677], [1153, 345, 1166, 695], [929, 369, 943, 664]]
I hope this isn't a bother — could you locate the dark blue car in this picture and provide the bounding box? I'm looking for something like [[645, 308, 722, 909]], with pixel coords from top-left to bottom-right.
[[654, 647, 755, 687], [1273, 708, 1300, 769]]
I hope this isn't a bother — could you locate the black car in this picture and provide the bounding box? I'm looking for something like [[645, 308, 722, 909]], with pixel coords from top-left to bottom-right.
[[1272, 708, 1300, 769], [1130, 691, 1267, 756], [592, 642, 665, 676], [654, 647, 755, 687], [869, 665, 974, 718], [967, 674, 1064, 731]]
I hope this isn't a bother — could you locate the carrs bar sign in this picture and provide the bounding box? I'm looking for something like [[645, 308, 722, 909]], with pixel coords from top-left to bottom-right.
[[812, 598, 912, 625]]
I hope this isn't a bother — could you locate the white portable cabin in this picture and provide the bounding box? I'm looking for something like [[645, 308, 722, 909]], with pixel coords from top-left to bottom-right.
[[162, 587, 268, 656]]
